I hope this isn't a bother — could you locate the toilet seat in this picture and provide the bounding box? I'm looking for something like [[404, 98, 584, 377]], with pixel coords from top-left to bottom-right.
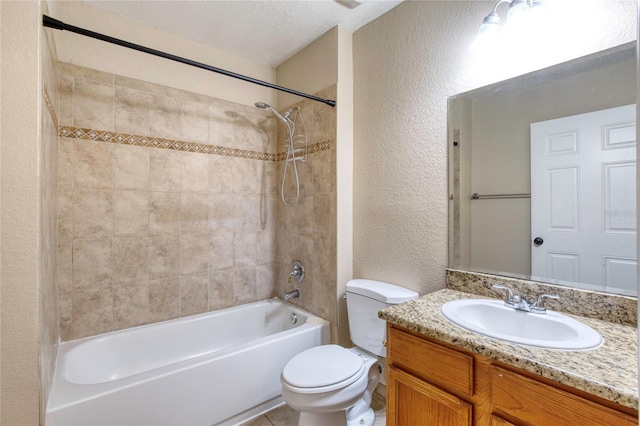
[[281, 345, 366, 394]]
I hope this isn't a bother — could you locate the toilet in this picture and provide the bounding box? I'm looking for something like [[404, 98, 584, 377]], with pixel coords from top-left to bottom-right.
[[280, 279, 419, 426]]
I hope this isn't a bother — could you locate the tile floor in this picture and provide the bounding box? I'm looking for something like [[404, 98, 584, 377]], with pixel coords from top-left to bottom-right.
[[241, 392, 386, 426]]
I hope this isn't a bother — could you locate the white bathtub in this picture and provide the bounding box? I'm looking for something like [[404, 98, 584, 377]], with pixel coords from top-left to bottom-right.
[[46, 299, 329, 426]]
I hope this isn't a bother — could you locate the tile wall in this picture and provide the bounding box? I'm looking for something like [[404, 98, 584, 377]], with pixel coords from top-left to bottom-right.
[[57, 63, 338, 342], [57, 63, 280, 340], [275, 87, 338, 336]]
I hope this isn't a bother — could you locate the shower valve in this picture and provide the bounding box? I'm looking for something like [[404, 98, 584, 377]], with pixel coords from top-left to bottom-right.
[[288, 261, 305, 283]]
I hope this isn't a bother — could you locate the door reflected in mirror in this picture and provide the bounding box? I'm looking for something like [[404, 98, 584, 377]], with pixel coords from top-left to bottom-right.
[[448, 42, 637, 296]]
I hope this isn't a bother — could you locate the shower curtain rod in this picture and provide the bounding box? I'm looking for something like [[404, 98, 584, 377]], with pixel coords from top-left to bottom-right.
[[42, 15, 337, 108]]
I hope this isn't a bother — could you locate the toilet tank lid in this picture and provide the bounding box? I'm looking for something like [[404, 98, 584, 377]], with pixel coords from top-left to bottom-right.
[[346, 279, 419, 304]]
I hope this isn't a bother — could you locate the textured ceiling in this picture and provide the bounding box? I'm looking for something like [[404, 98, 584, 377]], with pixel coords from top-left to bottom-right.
[[83, 0, 403, 67]]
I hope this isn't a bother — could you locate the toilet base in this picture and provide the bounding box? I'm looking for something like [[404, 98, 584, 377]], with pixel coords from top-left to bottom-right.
[[347, 406, 374, 426], [299, 410, 347, 426], [296, 405, 375, 426]]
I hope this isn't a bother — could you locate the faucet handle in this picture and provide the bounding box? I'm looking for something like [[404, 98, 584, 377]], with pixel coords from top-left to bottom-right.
[[530, 294, 559, 313], [492, 284, 515, 305]]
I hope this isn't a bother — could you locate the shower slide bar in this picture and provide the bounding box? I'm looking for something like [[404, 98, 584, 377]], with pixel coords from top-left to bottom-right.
[[42, 15, 336, 108], [471, 193, 531, 200]]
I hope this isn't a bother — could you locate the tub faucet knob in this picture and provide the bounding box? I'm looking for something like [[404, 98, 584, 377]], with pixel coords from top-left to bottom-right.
[[289, 261, 305, 283]]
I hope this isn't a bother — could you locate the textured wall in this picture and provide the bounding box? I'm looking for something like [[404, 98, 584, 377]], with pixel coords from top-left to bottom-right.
[[353, 0, 637, 296], [57, 63, 278, 340], [1, 1, 43, 424]]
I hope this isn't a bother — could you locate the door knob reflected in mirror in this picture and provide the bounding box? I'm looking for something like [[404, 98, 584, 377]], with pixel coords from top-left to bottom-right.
[[533, 237, 544, 246]]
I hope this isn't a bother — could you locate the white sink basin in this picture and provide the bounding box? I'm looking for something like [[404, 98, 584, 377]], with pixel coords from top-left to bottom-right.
[[440, 299, 603, 350]]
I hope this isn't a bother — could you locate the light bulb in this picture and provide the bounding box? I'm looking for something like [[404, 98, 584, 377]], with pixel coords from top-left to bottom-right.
[[472, 11, 501, 51]]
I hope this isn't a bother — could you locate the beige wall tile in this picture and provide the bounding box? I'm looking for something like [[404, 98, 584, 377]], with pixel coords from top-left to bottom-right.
[[149, 192, 181, 236], [113, 191, 149, 237], [233, 268, 257, 305], [150, 148, 181, 192], [113, 144, 149, 191], [74, 78, 114, 131], [260, 196, 277, 232], [294, 156, 313, 195], [208, 270, 234, 310], [58, 138, 74, 187], [54, 64, 329, 341], [181, 101, 208, 143], [114, 85, 149, 135], [57, 242, 73, 341], [59, 75, 74, 127], [181, 151, 210, 192], [209, 155, 234, 194], [73, 190, 113, 239], [149, 95, 181, 139], [113, 237, 149, 283], [256, 231, 276, 266], [233, 232, 256, 269], [208, 103, 240, 148], [313, 193, 331, 234], [290, 195, 313, 234], [73, 239, 112, 290], [261, 160, 277, 196], [180, 274, 209, 316], [313, 107, 336, 144], [61, 62, 113, 85], [209, 195, 235, 231], [149, 278, 180, 322], [57, 187, 73, 241], [149, 235, 180, 279], [233, 158, 258, 194], [209, 231, 234, 271], [256, 264, 277, 300], [73, 286, 113, 339], [234, 196, 260, 231], [181, 192, 209, 235], [74, 140, 113, 190], [180, 233, 209, 276], [312, 150, 331, 194], [113, 282, 150, 330]]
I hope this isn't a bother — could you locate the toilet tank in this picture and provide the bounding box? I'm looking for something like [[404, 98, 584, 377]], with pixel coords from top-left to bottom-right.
[[346, 279, 418, 357]]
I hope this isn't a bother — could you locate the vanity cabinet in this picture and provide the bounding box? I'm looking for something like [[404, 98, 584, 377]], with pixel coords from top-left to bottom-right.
[[386, 325, 638, 426]]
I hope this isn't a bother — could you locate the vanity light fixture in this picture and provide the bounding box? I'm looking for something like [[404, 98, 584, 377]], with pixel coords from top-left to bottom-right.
[[475, 0, 545, 48]]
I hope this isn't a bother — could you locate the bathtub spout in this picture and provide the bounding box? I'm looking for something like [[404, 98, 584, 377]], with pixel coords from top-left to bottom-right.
[[284, 289, 300, 302]]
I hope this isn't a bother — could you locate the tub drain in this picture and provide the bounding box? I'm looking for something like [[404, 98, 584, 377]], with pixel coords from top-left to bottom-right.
[[290, 313, 298, 324]]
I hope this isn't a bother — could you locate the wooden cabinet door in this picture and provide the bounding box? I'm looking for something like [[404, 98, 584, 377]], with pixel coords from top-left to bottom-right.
[[489, 415, 515, 426], [388, 366, 472, 426], [491, 366, 638, 426]]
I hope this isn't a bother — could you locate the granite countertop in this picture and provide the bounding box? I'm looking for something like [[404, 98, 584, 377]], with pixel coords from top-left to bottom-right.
[[379, 288, 638, 411]]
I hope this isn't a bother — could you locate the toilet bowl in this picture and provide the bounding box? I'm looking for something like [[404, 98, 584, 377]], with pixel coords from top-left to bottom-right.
[[280, 279, 418, 426]]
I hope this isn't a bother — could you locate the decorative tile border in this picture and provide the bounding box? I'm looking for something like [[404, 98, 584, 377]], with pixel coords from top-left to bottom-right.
[[58, 125, 333, 162], [43, 88, 59, 131]]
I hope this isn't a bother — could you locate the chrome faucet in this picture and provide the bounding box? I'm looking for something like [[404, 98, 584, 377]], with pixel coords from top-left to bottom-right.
[[288, 261, 305, 283], [492, 284, 559, 314], [284, 288, 300, 302]]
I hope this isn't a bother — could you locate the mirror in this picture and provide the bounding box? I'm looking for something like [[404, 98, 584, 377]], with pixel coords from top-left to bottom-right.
[[448, 42, 637, 297]]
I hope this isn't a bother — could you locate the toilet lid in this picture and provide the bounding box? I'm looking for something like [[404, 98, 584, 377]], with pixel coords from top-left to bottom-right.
[[282, 345, 365, 388]]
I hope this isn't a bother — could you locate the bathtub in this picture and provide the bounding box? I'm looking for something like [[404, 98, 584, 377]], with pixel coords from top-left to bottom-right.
[[46, 298, 329, 426]]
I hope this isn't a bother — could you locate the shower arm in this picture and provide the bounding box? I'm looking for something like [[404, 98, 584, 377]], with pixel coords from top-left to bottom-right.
[[42, 15, 336, 108]]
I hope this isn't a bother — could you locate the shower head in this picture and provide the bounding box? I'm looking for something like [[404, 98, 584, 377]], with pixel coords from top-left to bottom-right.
[[254, 101, 290, 125]]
